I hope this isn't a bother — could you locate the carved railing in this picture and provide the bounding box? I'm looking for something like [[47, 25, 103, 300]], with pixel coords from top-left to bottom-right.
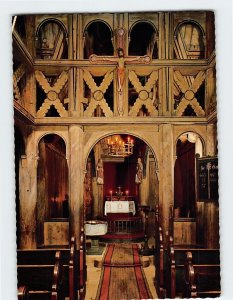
[[106, 215, 143, 234], [14, 63, 216, 120]]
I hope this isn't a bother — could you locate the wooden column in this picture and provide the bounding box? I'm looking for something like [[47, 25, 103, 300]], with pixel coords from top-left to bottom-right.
[[68, 14, 81, 117], [158, 12, 165, 59], [160, 124, 174, 243], [69, 125, 84, 247], [19, 129, 37, 249], [206, 124, 216, 156]]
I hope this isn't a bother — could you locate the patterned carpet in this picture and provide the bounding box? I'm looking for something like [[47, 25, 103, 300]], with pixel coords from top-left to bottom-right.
[[96, 244, 152, 300]]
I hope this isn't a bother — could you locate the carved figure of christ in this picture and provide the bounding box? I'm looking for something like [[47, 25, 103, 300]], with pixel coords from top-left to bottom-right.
[[89, 49, 151, 116]]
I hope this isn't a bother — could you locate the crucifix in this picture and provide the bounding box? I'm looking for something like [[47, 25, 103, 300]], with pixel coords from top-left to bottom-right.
[[89, 48, 151, 116]]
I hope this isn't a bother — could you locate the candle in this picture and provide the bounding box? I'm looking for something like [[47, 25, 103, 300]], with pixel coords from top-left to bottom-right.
[[107, 138, 110, 145], [125, 190, 129, 196], [110, 190, 113, 200]]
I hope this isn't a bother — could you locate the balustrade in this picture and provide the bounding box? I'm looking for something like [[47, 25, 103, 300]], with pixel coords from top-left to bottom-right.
[[14, 63, 214, 120]]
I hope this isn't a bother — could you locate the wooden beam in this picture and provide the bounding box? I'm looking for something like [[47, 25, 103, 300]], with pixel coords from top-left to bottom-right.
[[34, 58, 212, 69], [34, 116, 208, 126], [13, 31, 34, 70], [14, 101, 35, 125]]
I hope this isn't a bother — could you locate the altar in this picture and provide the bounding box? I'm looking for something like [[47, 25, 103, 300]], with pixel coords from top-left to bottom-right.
[[104, 200, 136, 216]]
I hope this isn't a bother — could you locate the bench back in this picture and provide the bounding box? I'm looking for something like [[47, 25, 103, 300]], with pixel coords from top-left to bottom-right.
[[17, 249, 70, 265], [17, 236, 81, 300], [166, 238, 220, 298], [184, 251, 221, 298], [17, 250, 65, 300]]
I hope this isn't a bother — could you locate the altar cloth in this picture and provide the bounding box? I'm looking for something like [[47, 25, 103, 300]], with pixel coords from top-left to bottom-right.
[[104, 201, 136, 215]]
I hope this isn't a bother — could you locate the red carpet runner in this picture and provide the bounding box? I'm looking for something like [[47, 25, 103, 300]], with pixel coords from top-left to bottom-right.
[[96, 244, 152, 300]]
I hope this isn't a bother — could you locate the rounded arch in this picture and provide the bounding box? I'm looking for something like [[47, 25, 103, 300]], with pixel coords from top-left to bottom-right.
[[37, 132, 69, 234], [128, 20, 158, 58], [174, 20, 205, 60], [35, 18, 68, 59], [128, 20, 158, 38], [83, 19, 113, 38], [174, 19, 205, 38], [36, 132, 68, 158], [83, 19, 114, 58], [84, 131, 158, 172], [84, 131, 159, 221], [35, 18, 68, 39], [174, 130, 203, 218], [175, 130, 206, 157]]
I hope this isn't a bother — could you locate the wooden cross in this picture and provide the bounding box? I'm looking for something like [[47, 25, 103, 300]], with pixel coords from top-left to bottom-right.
[[89, 48, 151, 116]]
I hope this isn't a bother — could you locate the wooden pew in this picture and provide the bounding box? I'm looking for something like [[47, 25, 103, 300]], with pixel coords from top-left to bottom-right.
[[18, 286, 29, 300], [17, 251, 64, 300], [69, 236, 79, 300], [17, 237, 80, 300], [184, 251, 221, 298], [154, 204, 167, 299], [154, 226, 167, 298], [79, 228, 87, 300], [166, 236, 220, 298]]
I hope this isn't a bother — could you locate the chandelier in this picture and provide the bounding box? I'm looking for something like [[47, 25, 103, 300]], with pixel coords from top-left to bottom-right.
[[104, 135, 134, 157]]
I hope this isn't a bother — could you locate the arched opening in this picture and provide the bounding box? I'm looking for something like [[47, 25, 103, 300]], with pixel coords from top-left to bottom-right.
[[129, 22, 158, 58], [84, 21, 114, 58], [83, 133, 158, 242], [174, 132, 203, 218], [37, 134, 69, 246], [174, 21, 205, 59], [14, 127, 26, 248], [36, 19, 68, 59]]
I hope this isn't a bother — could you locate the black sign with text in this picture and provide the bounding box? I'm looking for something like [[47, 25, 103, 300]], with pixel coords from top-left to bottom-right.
[[196, 156, 218, 202]]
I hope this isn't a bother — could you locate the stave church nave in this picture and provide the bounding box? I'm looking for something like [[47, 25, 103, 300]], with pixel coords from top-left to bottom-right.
[[13, 11, 220, 300]]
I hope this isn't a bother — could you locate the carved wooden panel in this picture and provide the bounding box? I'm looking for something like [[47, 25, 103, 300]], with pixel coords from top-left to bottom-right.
[[128, 70, 158, 116], [35, 70, 68, 117], [83, 69, 114, 117], [174, 70, 206, 116]]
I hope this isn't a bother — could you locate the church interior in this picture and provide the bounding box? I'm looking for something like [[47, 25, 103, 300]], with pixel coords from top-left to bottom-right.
[[13, 11, 220, 299]]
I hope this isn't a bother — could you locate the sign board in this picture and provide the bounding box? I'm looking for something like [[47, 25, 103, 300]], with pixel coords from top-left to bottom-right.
[[196, 155, 218, 202]]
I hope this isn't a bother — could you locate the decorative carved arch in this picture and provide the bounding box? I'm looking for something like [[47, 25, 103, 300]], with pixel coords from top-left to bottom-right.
[[128, 20, 158, 38], [83, 19, 113, 38], [174, 20, 205, 38], [83, 19, 114, 58], [35, 18, 68, 39], [174, 20, 206, 60], [128, 20, 159, 59]]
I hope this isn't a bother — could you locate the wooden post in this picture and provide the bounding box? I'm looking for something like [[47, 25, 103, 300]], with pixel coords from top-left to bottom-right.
[[69, 125, 84, 247], [19, 130, 37, 248], [160, 124, 174, 246]]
